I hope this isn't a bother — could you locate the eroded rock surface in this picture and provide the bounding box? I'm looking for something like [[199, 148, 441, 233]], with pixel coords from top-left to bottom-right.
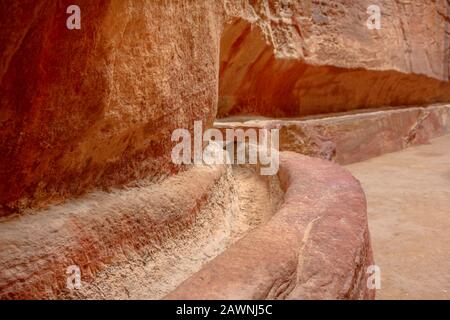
[[215, 104, 450, 164], [1, 0, 448, 301], [167, 153, 374, 300], [1, 0, 449, 214], [0, 0, 222, 214], [0, 164, 282, 300], [219, 0, 450, 117]]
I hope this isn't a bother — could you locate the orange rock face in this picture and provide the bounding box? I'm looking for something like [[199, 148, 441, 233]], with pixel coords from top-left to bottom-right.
[[218, 0, 450, 117], [5, 0, 448, 301], [0, 0, 222, 214], [1, 0, 449, 215]]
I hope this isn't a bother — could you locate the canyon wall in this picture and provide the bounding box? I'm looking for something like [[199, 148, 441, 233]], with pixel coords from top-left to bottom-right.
[[3, 0, 448, 301], [1, 0, 449, 214], [219, 0, 450, 117], [0, 0, 222, 215]]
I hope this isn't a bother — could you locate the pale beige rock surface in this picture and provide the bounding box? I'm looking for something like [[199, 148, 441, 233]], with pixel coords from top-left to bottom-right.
[[167, 153, 374, 300], [347, 135, 450, 299]]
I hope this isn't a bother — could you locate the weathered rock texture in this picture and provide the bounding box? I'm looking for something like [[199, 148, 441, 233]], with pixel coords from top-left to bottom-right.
[[0, 152, 372, 300], [0, 164, 228, 299], [0, 0, 222, 215], [167, 153, 374, 300], [215, 104, 450, 164], [0, 1, 385, 301], [1, 0, 450, 214], [218, 0, 450, 117]]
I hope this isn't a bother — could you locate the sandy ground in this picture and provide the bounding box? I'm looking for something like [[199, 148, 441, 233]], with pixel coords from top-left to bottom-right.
[[64, 166, 282, 300], [346, 134, 450, 300]]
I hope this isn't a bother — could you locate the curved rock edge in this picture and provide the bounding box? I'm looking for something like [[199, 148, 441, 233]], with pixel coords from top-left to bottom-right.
[[166, 152, 375, 300], [0, 165, 228, 299]]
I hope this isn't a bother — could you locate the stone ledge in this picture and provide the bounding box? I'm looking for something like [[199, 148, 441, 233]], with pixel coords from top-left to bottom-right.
[[216, 104, 450, 164], [166, 152, 375, 300], [0, 165, 227, 299]]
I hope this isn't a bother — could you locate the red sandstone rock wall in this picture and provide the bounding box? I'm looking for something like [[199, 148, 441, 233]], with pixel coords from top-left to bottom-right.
[[1, 0, 449, 214], [0, 0, 222, 215], [219, 0, 450, 117]]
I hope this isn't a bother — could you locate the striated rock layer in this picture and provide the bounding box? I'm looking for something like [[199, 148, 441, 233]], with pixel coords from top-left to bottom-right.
[[219, 0, 450, 117], [0, 164, 229, 299], [215, 104, 450, 164], [0, 153, 373, 300], [1, 0, 449, 214], [0, 1, 393, 301]]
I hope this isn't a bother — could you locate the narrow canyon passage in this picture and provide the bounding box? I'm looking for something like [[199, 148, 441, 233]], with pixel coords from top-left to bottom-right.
[[346, 135, 450, 299], [1, 0, 450, 302]]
